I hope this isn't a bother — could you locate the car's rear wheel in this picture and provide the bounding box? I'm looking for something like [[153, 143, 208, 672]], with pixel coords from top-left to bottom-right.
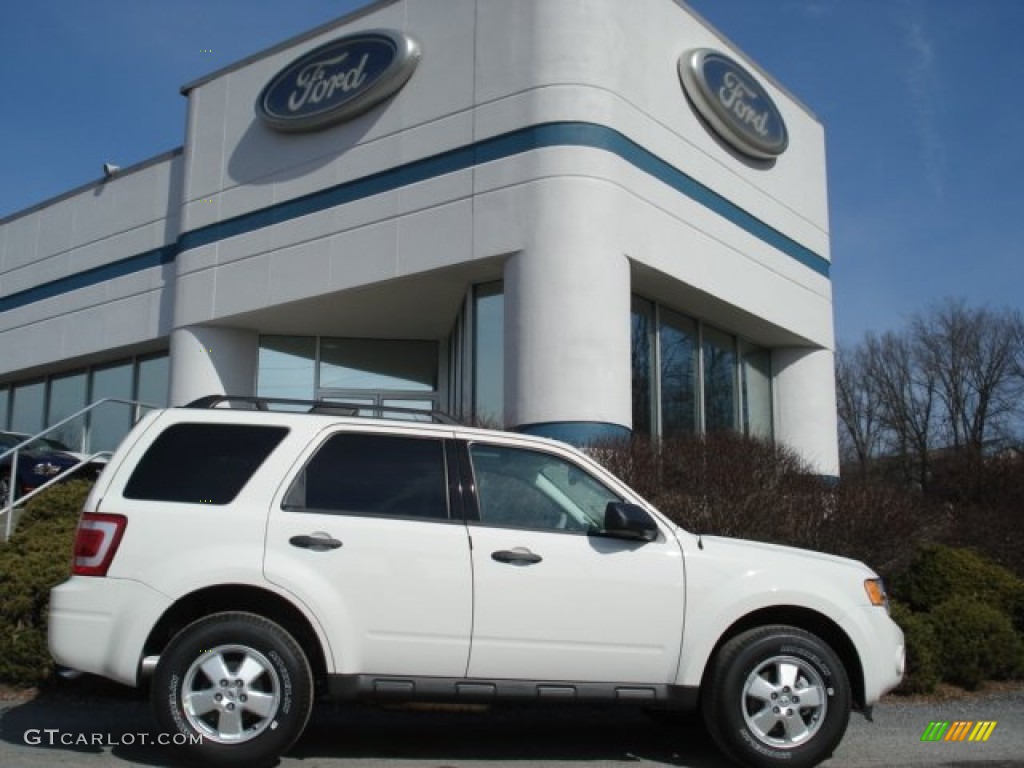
[[151, 611, 314, 768], [702, 625, 851, 768]]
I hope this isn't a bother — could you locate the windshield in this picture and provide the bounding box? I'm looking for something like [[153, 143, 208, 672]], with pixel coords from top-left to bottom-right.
[[0, 433, 71, 457]]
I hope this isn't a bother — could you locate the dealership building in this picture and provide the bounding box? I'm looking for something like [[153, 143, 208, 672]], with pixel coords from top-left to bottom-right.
[[0, 0, 840, 476]]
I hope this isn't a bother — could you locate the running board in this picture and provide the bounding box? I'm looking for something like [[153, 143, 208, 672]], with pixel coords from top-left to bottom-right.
[[327, 674, 699, 709]]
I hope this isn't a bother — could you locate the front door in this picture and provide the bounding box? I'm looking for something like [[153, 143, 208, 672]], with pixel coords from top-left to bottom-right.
[[463, 441, 686, 684]]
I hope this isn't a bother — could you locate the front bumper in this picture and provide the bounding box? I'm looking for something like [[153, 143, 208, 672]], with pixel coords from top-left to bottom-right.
[[49, 576, 172, 687]]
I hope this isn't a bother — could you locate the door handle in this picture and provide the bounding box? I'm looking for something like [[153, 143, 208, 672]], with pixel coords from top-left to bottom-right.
[[289, 533, 343, 551], [491, 548, 542, 565]]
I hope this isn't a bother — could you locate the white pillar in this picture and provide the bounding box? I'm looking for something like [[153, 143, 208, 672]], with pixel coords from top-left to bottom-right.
[[773, 347, 840, 477], [504, 178, 631, 444], [168, 326, 259, 406]]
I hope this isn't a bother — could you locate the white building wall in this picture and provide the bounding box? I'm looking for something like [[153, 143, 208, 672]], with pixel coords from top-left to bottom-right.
[[1, 0, 840, 473], [0, 153, 182, 377]]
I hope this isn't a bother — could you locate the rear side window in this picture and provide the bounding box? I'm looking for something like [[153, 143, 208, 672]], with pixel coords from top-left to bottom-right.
[[283, 433, 448, 520], [124, 423, 288, 504]]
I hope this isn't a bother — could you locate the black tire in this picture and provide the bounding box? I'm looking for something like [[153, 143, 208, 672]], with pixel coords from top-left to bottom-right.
[[151, 611, 314, 768], [702, 625, 851, 768]]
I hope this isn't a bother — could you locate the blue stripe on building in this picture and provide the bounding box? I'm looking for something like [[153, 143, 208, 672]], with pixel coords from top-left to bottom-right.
[[1, 121, 829, 315]]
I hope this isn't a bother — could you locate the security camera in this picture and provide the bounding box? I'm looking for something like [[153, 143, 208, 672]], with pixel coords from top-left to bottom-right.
[[102, 163, 120, 179]]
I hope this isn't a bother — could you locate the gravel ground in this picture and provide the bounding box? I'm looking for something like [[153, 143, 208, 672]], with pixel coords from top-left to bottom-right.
[[0, 682, 1021, 767]]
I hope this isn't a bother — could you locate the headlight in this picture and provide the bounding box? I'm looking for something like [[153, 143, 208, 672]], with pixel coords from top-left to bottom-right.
[[32, 461, 62, 477], [864, 578, 889, 613]]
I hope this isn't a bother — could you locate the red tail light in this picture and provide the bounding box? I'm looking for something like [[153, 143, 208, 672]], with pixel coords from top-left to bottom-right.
[[72, 512, 127, 576]]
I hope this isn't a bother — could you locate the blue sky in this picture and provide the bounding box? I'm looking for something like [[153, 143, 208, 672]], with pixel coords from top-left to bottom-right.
[[1, 1, 1020, 344]]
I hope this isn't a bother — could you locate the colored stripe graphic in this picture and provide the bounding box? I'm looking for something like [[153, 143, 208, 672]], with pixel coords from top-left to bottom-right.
[[969, 721, 997, 742], [921, 721, 949, 741], [945, 721, 973, 741]]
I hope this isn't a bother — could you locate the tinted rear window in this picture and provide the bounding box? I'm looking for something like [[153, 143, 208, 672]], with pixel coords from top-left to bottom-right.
[[283, 433, 448, 520], [124, 423, 288, 504]]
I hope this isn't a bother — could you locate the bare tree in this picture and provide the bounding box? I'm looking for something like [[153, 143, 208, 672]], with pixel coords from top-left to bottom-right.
[[835, 344, 882, 476], [912, 299, 1024, 457], [835, 299, 1024, 486], [864, 330, 937, 488]]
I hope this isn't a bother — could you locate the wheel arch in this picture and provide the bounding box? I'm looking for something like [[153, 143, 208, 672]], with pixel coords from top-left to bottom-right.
[[700, 606, 866, 711], [142, 584, 329, 691]]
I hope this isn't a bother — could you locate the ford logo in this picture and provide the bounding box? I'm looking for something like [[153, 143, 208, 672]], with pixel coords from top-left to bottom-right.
[[257, 30, 420, 133], [678, 49, 788, 160]]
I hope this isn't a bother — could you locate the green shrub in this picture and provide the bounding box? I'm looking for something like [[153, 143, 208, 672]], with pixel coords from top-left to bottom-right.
[[0, 480, 90, 687], [929, 596, 1024, 689], [894, 543, 1024, 630], [889, 602, 941, 694]]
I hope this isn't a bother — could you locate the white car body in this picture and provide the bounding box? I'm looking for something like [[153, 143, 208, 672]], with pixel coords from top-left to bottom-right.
[[49, 404, 904, 768]]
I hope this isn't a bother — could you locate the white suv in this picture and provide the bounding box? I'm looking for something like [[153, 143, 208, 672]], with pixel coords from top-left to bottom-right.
[[49, 398, 904, 768]]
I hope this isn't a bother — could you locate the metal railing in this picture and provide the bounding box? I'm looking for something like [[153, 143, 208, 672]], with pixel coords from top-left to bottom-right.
[[1, 397, 155, 541]]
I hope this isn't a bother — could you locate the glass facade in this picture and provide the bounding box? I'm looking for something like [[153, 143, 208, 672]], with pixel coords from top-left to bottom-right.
[[660, 309, 699, 436], [136, 355, 171, 415], [631, 298, 772, 440], [89, 362, 135, 452], [10, 381, 45, 435], [46, 371, 88, 449], [702, 325, 737, 432], [257, 336, 316, 404], [0, 353, 169, 453], [320, 339, 436, 392], [257, 336, 440, 414], [740, 343, 773, 439], [473, 282, 504, 425]]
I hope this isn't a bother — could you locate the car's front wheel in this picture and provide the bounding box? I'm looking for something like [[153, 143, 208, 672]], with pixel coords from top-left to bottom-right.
[[702, 625, 851, 768], [151, 611, 314, 768]]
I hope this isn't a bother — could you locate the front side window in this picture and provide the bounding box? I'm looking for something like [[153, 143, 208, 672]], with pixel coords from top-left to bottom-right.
[[284, 433, 448, 520], [124, 424, 288, 504], [469, 444, 622, 533]]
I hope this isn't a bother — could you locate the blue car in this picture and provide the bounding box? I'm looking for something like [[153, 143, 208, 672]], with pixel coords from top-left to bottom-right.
[[0, 431, 104, 502]]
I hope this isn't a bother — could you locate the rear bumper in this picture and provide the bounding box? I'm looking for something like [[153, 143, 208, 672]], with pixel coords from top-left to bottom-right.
[[49, 576, 171, 687]]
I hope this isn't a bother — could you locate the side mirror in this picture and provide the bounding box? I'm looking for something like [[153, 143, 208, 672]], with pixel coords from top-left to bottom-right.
[[602, 502, 658, 542]]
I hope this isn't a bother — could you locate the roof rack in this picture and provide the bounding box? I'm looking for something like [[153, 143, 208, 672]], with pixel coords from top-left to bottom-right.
[[183, 395, 461, 426]]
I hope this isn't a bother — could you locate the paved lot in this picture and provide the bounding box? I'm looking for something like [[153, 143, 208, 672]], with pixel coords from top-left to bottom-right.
[[0, 684, 1021, 767]]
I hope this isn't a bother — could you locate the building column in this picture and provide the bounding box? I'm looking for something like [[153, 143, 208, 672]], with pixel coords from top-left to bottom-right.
[[773, 347, 840, 478], [168, 326, 259, 406], [504, 179, 632, 445]]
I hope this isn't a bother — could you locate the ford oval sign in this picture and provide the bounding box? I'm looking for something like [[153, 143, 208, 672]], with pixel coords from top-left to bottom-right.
[[678, 49, 788, 160], [257, 30, 420, 133]]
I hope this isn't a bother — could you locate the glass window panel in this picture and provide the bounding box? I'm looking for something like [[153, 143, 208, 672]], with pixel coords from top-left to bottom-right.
[[0, 387, 9, 431], [258, 336, 316, 404], [11, 380, 45, 435], [137, 355, 169, 413], [473, 282, 504, 426], [703, 326, 737, 432], [284, 434, 448, 520], [381, 398, 436, 422], [630, 298, 655, 436], [125, 424, 288, 504], [741, 345, 773, 439], [320, 339, 437, 392], [469, 443, 621, 532], [660, 310, 697, 437], [47, 371, 88, 450], [89, 363, 133, 452]]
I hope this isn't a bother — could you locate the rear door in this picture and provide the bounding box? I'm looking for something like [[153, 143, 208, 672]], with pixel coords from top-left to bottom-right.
[[462, 440, 686, 684], [264, 428, 472, 677]]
